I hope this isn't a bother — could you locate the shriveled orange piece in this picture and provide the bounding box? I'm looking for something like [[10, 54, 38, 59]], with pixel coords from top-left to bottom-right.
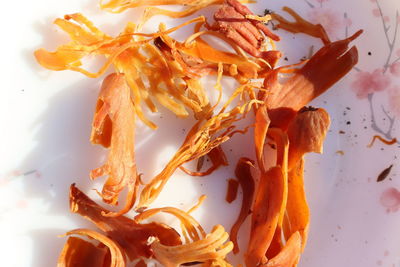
[[245, 166, 285, 267], [57, 236, 109, 267], [284, 159, 309, 252], [262, 231, 302, 267], [263, 31, 362, 111], [90, 73, 138, 217], [62, 229, 126, 267], [254, 105, 270, 172], [286, 107, 331, 170], [70, 184, 182, 261], [230, 158, 255, 254]]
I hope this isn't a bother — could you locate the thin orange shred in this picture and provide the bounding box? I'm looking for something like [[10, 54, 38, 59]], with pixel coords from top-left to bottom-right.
[[367, 135, 398, 148]]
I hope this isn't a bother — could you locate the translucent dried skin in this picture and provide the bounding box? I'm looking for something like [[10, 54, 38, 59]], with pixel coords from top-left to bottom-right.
[[151, 225, 233, 267], [57, 236, 109, 267], [230, 158, 255, 254], [286, 107, 331, 170], [62, 229, 126, 267], [70, 184, 182, 261], [90, 73, 138, 216], [138, 99, 260, 209], [263, 31, 362, 111]]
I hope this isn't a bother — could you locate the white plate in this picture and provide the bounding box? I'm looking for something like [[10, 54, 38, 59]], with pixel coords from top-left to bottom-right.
[[1, 0, 400, 266]]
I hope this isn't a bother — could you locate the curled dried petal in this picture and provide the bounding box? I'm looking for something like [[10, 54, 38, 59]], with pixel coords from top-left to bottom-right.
[[62, 229, 126, 267], [57, 236, 109, 267], [90, 73, 138, 216], [70, 184, 182, 260]]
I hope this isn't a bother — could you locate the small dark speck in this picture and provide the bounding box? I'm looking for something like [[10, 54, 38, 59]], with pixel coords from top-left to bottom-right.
[[368, 52, 372, 56], [182, 128, 186, 132], [323, 101, 327, 104], [200, 183, 204, 186], [334, 238, 338, 242], [300, 56, 307, 61], [346, 121, 351, 125], [229, 149, 233, 152], [284, 57, 288, 61], [354, 134, 358, 138], [160, 116, 163, 119], [346, 107, 351, 110], [339, 130, 346, 134], [381, 148, 384, 151], [364, 126, 368, 129], [206, 158, 210, 162]]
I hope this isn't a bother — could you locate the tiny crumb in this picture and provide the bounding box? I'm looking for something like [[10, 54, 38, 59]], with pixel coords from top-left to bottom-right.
[[346, 107, 351, 110], [346, 121, 351, 125], [368, 52, 372, 56], [339, 130, 346, 134], [336, 150, 345, 155], [334, 238, 338, 242], [364, 126, 368, 129], [284, 57, 288, 61], [337, 225, 342, 230]]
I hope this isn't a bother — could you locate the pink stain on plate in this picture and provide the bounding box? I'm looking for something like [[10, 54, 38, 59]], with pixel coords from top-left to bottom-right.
[[380, 187, 400, 213]]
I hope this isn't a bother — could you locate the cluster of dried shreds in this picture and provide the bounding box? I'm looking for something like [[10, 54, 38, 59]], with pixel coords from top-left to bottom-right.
[[34, 0, 362, 266]]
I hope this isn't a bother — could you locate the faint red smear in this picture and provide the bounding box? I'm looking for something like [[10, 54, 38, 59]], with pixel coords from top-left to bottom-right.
[[380, 187, 400, 213]]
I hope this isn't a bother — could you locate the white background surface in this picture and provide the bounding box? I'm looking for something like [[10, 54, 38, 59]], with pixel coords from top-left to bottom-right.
[[0, 0, 399, 266]]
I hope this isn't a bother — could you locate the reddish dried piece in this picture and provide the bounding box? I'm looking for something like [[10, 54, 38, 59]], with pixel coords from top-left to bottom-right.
[[212, 0, 281, 65], [230, 158, 255, 254], [57, 236, 110, 267], [69, 184, 182, 261], [225, 178, 239, 203], [90, 73, 138, 217]]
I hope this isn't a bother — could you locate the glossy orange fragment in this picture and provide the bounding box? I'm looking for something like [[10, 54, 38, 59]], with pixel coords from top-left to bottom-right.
[[246, 166, 285, 267], [263, 231, 302, 267], [264, 31, 362, 111], [284, 159, 309, 251]]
